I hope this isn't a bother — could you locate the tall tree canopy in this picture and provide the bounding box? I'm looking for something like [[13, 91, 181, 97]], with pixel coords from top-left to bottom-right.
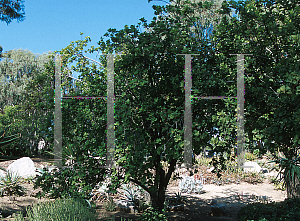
[[0, 0, 25, 24], [54, 0, 237, 211]]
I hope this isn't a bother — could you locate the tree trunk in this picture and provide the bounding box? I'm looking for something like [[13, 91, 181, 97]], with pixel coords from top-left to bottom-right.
[[149, 159, 176, 212], [150, 186, 167, 212]]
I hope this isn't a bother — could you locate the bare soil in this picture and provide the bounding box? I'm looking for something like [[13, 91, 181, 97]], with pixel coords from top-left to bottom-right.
[[0, 156, 287, 221]]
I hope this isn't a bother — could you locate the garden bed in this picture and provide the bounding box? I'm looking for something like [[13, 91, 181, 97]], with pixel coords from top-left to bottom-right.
[[0, 156, 289, 220]]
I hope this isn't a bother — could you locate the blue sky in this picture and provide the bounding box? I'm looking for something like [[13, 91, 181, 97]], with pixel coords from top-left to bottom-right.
[[0, 0, 167, 56]]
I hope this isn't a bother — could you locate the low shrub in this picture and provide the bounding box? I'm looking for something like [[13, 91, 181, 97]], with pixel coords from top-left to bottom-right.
[[33, 160, 106, 201], [241, 171, 265, 184], [265, 150, 275, 160], [138, 206, 169, 221], [103, 196, 116, 212], [13, 197, 97, 221], [238, 197, 300, 221], [0, 171, 26, 196], [195, 155, 212, 166], [119, 182, 150, 213], [244, 152, 257, 161], [253, 149, 260, 157], [178, 176, 203, 193]]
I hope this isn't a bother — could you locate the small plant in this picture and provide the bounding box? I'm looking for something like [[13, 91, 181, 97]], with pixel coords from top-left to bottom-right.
[[244, 152, 257, 161], [242, 171, 264, 184], [270, 155, 300, 198], [265, 150, 274, 160], [256, 160, 267, 169], [20, 175, 35, 184], [14, 197, 96, 221], [270, 176, 286, 191], [275, 181, 286, 191], [89, 182, 110, 203], [119, 182, 150, 212], [224, 160, 243, 175], [138, 206, 168, 221], [173, 192, 184, 204], [103, 196, 116, 212], [178, 176, 203, 194], [253, 149, 260, 157], [195, 155, 212, 166], [164, 192, 186, 211], [0, 170, 26, 196]]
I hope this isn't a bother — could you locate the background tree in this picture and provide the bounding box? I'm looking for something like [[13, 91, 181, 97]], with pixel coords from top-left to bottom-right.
[[213, 0, 300, 197], [0, 49, 52, 156], [159, 0, 228, 41], [0, 0, 25, 24]]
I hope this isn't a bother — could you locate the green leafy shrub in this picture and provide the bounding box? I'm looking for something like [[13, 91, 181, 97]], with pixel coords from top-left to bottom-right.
[[13, 197, 96, 221], [33, 159, 106, 201], [0, 171, 26, 196], [138, 206, 168, 221], [238, 197, 300, 221]]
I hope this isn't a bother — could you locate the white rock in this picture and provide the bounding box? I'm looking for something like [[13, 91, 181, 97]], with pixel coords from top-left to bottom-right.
[[243, 161, 261, 173], [0, 169, 6, 177], [7, 157, 37, 178]]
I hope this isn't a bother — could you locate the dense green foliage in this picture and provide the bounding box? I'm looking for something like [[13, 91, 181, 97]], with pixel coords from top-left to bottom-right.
[[30, 0, 300, 212], [33, 159, 106, 201], [138, 206, 169, 221], [0, 125, 21, 150], [238, 198, 300, 221], [53, 0, 234, 211], [214, 0, 300, 197], [0, 50, 53, 156]]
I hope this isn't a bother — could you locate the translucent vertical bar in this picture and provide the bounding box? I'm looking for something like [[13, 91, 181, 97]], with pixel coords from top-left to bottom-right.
[[236, 54, 245, 168], [107, 54, 115, 168], [184, 54, 192, 169], [54, 54, 62, 168]]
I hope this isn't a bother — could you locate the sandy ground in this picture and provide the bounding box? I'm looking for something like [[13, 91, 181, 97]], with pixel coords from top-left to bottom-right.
[[163, 179, 287, 221], [167, 179, 287, 202]]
